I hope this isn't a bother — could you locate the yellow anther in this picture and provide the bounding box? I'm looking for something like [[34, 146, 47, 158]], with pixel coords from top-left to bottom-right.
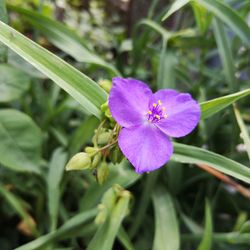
[[162, 107, 166, 111], [164, 114, 168, 119], [158, 100, 162, 105], [148, 110, 152, 115], [155, 115, 160, 119], [153, 103, 157, 107]]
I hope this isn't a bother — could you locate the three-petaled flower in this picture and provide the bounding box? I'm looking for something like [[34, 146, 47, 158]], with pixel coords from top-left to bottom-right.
[[108, 77, 201, 174]]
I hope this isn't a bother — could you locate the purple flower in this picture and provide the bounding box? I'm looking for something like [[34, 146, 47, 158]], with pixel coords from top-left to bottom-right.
[[108, 77, 201, 174]]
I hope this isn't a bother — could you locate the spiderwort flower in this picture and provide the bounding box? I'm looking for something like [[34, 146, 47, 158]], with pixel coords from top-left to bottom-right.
[[108, 77, 200, 174]]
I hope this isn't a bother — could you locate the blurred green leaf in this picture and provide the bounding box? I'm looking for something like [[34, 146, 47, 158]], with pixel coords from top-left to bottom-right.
[[0, 183, 38, 236], [87, 186, 131, 250], [0, 21, 107, 118], [8, 5, 120, 76], [172, 142, 250, 183], [0, 0, 8, 62], [0, 109, 42, 173], [152, 187, 180, 250], [162, 0, 250, 48], [213, 18, 236, 92], [47, 147, 67, 232], [162, 0, 189, 21], [234, 105, 250, 161], [0, 64, 30, 102], [197, 199, 213, 250], [200, 89, 250, 119], [15, 209, 97, 250]]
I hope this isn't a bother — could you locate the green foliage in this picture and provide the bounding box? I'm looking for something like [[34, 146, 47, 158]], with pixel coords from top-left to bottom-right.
[[0, 0, 250, 249]]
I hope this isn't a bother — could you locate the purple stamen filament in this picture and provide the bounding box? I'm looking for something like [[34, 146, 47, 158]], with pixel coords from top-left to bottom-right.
[[147, 100, 168, 123]]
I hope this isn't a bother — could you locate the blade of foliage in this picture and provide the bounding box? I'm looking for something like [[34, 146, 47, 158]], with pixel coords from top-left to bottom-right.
[[172, 143, 250, 183], [0, 0, 8, 62], [87, 186, 131, 250], [47, 148, 67, 232], [118, 226, 134, 250], [196, 0, 250, 48], [0, 64, 31, 102], [161, 0, 190, 21], [0, 183, 38, 236], [234, 105, 250, 161], [200, 89, 250, 119], [8, 5, 120, 75], [197, 199, 213, 250], [0, 21, 107, 118], [0, 109, 42, 173], [152, 187, 180, 250], [15, 209, 97, 250], [162, 0, 250, 48], [213, 18, 236, 92]]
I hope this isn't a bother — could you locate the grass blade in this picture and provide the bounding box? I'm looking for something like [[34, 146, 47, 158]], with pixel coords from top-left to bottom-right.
[[47, 148, 67, 232], [152, 187, 180, 250], [8, 5, 120, 75], [172, 142, 250, 183], [234, 105, 250, 161], [197, 199, 213, 250], [0, 21, 107, 118], [200, 89, 250, 119]]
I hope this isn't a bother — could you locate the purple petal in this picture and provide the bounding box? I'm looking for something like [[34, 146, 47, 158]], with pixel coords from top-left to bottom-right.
[[118, 124, 173, 174], [109, 77, 152, 128], [150, 89, 200, 138]]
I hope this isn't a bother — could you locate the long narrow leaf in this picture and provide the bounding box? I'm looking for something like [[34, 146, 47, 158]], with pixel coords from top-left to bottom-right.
[[0, 21, 107, 118], [8, 5, 120, 75], [152, 187, 180, 250], [172, 143, 250, 183], [200, 89, 250, 119]]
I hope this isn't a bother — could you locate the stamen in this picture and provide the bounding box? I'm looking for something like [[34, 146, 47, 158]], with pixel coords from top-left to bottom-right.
[[162, 107, 166, 111], [164, 114, 168, 119], [155, 115, 160, 119], [148, 110, 152, 115], [152, 103, 157, 107], [158, 100, 162, 105]]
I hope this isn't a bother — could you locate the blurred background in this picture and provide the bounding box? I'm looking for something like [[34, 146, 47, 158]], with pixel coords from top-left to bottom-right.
[[0, 0, 250, 249]]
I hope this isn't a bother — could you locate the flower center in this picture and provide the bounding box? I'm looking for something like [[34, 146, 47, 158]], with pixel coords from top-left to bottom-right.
[[147, 100, 168, 123]]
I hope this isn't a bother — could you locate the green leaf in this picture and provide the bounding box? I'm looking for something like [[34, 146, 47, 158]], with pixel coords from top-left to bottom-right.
[[47, 148, 67, 232], [196, 0, 250, 48], [0, 183, 38, 236], [234, 105, 250, 161], [172, 142, 250, 183], [87, 186, 131, 250], [152, 187, 180, 250], [200, 89, 250, 119], [162, 0, 250, 49], [8, 5, 120, 76], [0, 64, 30, 102], [15, 209, 97, 250], [0, 109, 42, 173], [0, 21, 107, 118], [198, 199, 213, 250], [0, 0, 8, 62], [213, 18, 236, 92], [162, 0, 190, 21]]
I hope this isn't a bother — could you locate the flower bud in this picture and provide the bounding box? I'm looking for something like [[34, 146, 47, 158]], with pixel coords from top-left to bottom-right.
[[97, 131, 111, 145], [65, 152, 91, 171], [97, 162, 109, 185], [92, 153, 102, 168], [110, 146, 123, 164], [99, 79, 112, 93], [85, 146, 98, 154]]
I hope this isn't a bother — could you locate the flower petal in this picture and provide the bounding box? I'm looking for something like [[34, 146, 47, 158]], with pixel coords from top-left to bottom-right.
[[151, 89, 201, 137], [118, 124, 173, 174], [109, 77, 152, 128]]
